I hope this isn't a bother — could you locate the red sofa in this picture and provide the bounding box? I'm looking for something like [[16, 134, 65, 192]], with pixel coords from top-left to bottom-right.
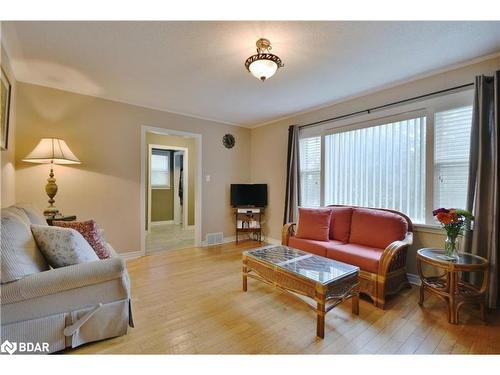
[[282, 205, 413, 308]]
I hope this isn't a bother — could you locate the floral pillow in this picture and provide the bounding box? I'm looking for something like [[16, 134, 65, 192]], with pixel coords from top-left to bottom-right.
[[31, 225, 99, 268], [52, 220, 111, 259]]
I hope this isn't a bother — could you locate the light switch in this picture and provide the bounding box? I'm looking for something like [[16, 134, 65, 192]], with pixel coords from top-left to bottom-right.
[[206, 174, 211, 182]]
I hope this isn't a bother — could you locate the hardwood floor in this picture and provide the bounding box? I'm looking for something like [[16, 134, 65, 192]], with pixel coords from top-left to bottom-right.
[[72, 241, 500, 354]]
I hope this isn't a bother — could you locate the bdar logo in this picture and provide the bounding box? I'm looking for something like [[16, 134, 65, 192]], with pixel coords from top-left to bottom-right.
[[1, 340, 17, 355]]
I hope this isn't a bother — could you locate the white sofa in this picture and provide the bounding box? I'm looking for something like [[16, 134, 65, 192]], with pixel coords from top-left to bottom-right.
[[0, 205, 134, 353]]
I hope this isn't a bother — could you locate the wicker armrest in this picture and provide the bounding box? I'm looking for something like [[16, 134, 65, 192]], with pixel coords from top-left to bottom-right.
[[281, 222, 297, 245], [378, 232, 413, 276]]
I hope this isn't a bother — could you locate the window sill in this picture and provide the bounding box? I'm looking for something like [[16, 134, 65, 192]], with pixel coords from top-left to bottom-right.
[[413, 223, 444, 235], [151, 186, 171, 190]]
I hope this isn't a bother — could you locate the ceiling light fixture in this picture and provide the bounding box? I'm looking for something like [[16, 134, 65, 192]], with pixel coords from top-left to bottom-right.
[[245, 38, 284, 82]]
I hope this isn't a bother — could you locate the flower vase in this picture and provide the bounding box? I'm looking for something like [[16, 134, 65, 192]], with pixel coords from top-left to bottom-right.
[[444, 234, 459, 260]]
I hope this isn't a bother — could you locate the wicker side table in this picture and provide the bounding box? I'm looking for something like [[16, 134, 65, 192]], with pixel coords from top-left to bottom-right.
[[416, 248, 489, 324]]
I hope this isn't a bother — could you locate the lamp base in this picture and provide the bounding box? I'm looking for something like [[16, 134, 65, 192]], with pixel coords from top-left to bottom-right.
[[44, 206, 60, 218], [44, 166, 59, 218]]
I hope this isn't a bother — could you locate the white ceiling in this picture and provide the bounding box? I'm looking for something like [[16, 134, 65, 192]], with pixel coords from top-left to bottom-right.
[[3, 21, 500, 127]]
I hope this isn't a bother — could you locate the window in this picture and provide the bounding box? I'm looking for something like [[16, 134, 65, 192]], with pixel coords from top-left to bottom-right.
[[299, 136, 321, 207], [324, 116, 426, 222], [151, 149, 170, 188], [433, 106, 473, 210], [298, 96, 474, 225]]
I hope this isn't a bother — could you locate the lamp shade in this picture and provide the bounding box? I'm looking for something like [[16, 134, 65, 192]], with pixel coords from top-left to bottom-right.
[[248, 59, 279, 81], [22, 138, 81, 165]]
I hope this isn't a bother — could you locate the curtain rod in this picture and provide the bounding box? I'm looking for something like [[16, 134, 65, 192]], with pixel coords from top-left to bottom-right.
[[299, 82, 474, 129]]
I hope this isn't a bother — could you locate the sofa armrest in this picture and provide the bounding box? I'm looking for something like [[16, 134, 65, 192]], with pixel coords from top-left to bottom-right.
[[281, 222, 297, 245], [378, 232, 413, 276], [1, 257, 128, 305]]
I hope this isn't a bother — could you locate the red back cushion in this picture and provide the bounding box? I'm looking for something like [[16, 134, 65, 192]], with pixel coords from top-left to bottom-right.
[[329, 206, 353, 242], [53, 220, 111, 259], [295, 207, 333, 242], [349, 208, 408, 249]]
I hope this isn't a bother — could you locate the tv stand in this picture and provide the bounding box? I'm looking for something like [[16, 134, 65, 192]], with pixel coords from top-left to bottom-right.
[[234, 207, 263, 244]]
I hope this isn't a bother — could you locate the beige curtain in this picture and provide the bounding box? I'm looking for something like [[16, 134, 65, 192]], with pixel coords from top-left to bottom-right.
[[283, 125, 300, 224], [464, 71, 499, 309]]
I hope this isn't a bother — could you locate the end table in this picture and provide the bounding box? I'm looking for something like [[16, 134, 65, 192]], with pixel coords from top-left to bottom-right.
[[416, 248, 489, 324], [46, 215, 77, 226]]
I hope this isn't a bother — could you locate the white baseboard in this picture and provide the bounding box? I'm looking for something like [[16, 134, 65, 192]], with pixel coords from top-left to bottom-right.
[[120, 250, 145, 260], [201, 235, 236, 247], [407, 273, 421, 286], [200, 235, 280, 247]]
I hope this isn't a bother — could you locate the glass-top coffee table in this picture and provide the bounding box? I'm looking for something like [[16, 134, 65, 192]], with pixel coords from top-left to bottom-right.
[[242, 245, 360, 338]]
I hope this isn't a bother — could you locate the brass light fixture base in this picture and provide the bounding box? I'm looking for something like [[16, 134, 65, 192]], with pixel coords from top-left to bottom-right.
[[255, 38, 271, 53], [43, 166, 59, 217]]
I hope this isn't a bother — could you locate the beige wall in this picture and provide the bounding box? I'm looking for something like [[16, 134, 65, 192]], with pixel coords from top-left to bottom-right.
[[250, 56, 500, 274], [15, 82, 251, 254], [151, 189, 173, 221], [146, 133, 196, 226], [1, 44, 16, 207]]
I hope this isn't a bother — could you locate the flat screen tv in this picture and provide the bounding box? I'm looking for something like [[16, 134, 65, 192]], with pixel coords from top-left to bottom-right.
[[230, 184, 268, 207]]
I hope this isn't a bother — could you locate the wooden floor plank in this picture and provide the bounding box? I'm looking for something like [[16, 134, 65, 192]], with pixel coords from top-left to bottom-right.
[[69, 241, 500, 354]]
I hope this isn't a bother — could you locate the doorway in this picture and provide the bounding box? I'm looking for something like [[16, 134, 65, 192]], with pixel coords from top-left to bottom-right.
[[142, 127, 201, 254]]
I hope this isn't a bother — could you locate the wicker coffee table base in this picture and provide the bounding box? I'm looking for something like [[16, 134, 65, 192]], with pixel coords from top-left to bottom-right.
[[242, 255, 359, 339]]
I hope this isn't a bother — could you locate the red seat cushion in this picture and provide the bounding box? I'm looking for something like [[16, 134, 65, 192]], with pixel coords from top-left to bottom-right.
[[349, 208, 408, 249], [326, 243, 383, 273], [288, 237, 344, 257], [329, 206, 353, 242], [295, 207, 333, 242]]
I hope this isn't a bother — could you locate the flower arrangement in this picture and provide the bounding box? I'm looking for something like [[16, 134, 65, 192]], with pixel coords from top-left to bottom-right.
[[432, 208, 474, 259]]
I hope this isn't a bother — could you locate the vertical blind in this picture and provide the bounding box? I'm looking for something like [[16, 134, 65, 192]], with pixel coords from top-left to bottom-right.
[[299, 136, 321, 207], [323, 116, 427, 223], [433, 106, 473, 210]]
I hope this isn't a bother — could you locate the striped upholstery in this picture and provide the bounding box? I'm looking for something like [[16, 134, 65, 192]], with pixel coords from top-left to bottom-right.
[[1, 210, 49, 284], [0, 205, 133, 352], [13, 202, 48, 226], [1, 257, 127, 305]]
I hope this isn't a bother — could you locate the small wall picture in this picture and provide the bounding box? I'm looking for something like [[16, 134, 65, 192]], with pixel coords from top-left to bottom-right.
[[1, 67, 12, 151]]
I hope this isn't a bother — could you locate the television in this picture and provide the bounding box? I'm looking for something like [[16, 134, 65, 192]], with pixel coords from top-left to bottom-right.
[[230, 184, 268, 207]]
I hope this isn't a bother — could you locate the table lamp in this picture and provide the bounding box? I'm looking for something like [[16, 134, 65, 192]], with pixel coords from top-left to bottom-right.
[[22, 138, 81, 217]]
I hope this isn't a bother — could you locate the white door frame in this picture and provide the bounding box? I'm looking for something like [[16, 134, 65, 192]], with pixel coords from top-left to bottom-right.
[[140, 126, 202, 255], [173, 151, 184, 225], [147, 144, 188, 232]]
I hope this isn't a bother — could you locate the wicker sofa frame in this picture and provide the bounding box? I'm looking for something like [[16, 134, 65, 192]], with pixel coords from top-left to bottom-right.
[[281, 205, 413, 309]]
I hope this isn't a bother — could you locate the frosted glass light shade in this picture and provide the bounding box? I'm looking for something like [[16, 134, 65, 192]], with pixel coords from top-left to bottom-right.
[[248, 59, 279, 81], [23, 138, 81, 165]]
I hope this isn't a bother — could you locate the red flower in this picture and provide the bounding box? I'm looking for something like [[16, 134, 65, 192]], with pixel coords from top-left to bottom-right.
[[436, 212, 454, 225]]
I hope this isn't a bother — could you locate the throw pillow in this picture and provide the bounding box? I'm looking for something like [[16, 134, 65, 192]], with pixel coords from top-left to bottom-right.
[[295, 207, 333, 242], [31, 225, 99, 268], [1, 211, 50, 284], [52, 220, 111, 259], [329, 206, 354, 242]]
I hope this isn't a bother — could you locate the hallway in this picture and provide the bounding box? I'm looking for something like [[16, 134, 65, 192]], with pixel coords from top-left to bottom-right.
[[146, 223, 195, 253]]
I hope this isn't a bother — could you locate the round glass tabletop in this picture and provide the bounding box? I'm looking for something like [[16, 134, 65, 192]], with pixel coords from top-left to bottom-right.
[[417, 248, 487, 265]]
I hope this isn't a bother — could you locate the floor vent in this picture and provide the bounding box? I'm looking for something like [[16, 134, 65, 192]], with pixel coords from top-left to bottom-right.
[[206, 232, 224, 246]]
